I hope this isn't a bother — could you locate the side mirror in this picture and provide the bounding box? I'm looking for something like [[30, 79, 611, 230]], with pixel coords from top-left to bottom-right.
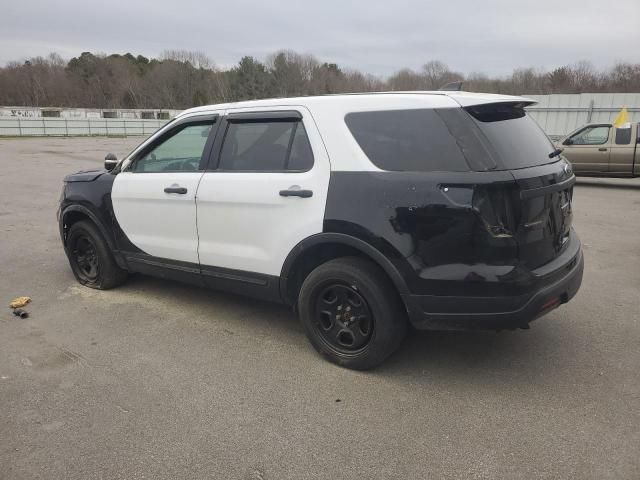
[[562, 138, 574, 146], [104, 153, 118, 172]]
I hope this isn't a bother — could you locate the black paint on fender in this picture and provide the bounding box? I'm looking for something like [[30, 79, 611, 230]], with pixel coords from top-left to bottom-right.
[[278, 232, 412, 306], [59, 171, 143, 270], [323, 170, 518, 296]]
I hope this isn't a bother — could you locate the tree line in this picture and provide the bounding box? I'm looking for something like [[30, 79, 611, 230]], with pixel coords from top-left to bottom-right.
[[1, 50, 639, 109]]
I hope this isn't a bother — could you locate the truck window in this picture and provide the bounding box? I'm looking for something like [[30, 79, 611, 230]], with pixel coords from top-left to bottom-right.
[[615, 126, 632, 145], [570, 126, 610, 145]]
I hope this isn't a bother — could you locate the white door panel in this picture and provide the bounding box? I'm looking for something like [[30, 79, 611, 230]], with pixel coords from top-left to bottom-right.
[[111, 115, 218, 264], [196, 107, 330, 276], [112, 172, 203, 263], [196, 170, 328, 275]]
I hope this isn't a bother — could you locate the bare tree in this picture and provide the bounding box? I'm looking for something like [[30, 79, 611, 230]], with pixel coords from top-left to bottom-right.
[[161, 50, 213, 69], [421, 60, 463, 90], [0, 50, 638, 108], [387, 68, 424, 91]]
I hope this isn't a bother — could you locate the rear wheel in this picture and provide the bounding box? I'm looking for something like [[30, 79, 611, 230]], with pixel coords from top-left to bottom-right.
[[298, 257, 407, 370], [66, 220, 127, 289]]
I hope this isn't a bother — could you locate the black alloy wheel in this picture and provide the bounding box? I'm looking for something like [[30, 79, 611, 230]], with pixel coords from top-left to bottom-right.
[[72, 234, 100, 282], [314, 283, 374, 353], [65, 220, 127, 290], [298, 256, 408, 370]]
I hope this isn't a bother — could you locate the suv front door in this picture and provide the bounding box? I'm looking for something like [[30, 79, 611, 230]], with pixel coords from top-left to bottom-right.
[[112, 114, 219, 264], [195, 108, 330, 286]]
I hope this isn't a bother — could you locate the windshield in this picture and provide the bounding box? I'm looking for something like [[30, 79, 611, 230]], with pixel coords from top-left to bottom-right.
[[464, 103, 557, 170]]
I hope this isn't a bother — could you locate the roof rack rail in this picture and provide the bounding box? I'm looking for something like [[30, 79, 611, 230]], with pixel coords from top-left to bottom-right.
[[439, 81, 464, 91]]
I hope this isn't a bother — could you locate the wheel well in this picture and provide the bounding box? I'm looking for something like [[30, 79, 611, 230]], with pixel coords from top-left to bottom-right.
[[61, 210, 93, 245], [283, 242, 402, 307]]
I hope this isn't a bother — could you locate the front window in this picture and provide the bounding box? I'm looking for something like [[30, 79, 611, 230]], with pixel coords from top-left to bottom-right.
[[131, 122, 214, 172], [569, 126, 610, 145]]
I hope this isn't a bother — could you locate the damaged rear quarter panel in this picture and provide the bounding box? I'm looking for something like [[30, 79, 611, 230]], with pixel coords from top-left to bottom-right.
[[323, 170, 521, 297]]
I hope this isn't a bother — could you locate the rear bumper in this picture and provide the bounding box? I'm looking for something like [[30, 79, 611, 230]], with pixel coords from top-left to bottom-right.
[[403, 237, 584, 331]]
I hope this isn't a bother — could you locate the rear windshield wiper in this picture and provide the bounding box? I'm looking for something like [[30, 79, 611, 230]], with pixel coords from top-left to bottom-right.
[[548, 148, 563, 159]]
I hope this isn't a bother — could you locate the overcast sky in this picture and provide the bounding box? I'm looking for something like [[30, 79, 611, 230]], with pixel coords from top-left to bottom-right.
[[1, 0, 638, 76]]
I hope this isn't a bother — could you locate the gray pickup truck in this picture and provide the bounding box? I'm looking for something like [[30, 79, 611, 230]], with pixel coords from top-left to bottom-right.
[[557, 122, 639, 177]]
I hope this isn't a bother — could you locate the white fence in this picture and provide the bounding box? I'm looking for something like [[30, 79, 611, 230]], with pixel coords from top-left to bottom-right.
[[0, 117, 169, 137], [0, 105, 181, 120]]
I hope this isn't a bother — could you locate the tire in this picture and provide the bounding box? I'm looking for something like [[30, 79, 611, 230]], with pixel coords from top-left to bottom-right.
[[298, 256, 407, 370], [66, 220, 127, 290]]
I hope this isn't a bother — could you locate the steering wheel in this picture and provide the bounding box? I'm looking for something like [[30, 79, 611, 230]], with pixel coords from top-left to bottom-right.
[[183, 158, 199, 170], [162, 158, 199, 171]]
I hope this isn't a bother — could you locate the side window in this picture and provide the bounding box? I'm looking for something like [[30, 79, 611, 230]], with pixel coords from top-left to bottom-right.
[[131, 122, 214, 172], [570, 126, 610, 145], [344, 109, 470, 172], [615, 126, 632, 145], [219, 120, 314, 171], [288, 123, 314, 171]]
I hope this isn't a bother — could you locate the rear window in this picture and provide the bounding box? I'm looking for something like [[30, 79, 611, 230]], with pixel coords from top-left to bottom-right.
[[464, 103, 557, 170], [344, 109, 470, 172], [615, 126, 632, 145], [345, 104, 557, 172]]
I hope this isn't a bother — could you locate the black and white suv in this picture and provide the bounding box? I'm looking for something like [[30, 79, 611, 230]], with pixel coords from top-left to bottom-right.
[[59, 92, 584, 369]]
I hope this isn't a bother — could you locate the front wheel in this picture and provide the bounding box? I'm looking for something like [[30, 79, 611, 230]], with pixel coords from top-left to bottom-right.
[[298, 257, 407, 370], [66, 220, 127, 290]]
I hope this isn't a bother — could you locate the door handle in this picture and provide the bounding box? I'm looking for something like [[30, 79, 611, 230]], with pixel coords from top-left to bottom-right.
[[279, 189, 313, 198], [598, 148, 608, 152], [164, 186, 188, 194]]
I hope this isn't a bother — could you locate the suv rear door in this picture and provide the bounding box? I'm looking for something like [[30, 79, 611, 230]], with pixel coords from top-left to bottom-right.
[[195, 107, 330, 281]]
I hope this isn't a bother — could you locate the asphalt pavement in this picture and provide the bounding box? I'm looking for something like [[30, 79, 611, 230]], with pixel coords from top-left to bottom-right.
[[1, 137, 639, 479]]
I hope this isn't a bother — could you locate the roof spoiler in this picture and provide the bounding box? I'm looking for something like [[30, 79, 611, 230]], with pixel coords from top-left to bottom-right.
[[438, 81, 463, 91]]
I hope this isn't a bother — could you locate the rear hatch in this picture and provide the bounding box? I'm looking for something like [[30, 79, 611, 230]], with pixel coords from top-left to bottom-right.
[[507, 162, 574, 269], [444, 102, 575, 270]]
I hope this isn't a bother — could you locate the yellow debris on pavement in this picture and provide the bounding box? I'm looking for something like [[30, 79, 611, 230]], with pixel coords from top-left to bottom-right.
[[9, 296, 31, 309]]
